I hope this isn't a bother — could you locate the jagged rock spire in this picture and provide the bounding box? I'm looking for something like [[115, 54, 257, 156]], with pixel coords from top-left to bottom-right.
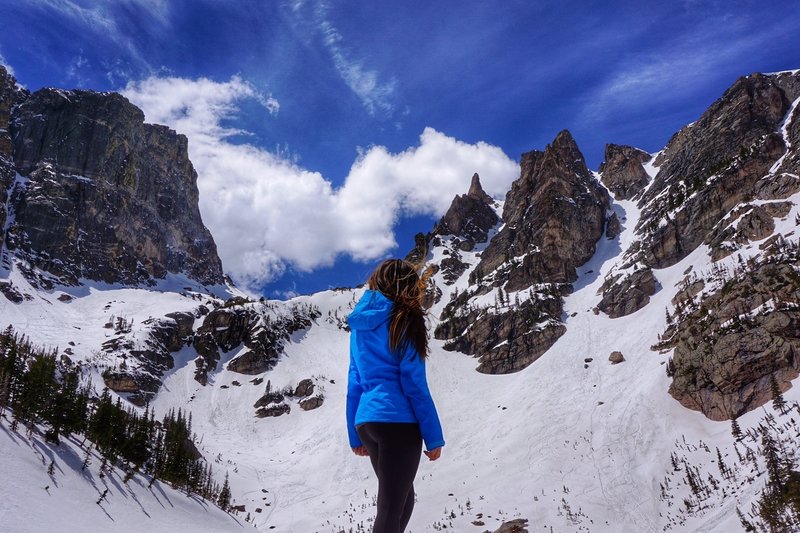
[[433, 173, 498, 251], [467, 172, 493, 204]]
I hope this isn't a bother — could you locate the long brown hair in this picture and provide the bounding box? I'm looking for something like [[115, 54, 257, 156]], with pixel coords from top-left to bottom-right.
[[367, 259, 430, 359]]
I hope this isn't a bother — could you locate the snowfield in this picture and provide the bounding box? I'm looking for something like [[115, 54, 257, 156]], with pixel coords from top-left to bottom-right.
[[0, 418, 243, 533], [3, 184, 799, 532]]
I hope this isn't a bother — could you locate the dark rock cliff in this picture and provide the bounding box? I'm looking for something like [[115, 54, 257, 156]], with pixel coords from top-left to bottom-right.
[[599, 144, 651, 200], [0, 66, 224, 287], [434, 130, 611, 374], [0, 67, 28, 251], [598, 72, 800, 319]]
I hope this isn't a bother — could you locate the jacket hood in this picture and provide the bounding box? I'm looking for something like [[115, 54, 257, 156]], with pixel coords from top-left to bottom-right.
[[348, 290, 394, 330]]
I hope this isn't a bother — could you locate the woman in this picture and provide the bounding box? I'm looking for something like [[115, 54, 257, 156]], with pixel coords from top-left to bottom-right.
[[346, 259, 445, 533]]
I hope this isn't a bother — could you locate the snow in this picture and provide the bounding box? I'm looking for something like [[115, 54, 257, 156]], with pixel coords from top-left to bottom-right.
[[769, 96, 800, 174], [1, 152, 799, 530], [0, 418, 244, 533]]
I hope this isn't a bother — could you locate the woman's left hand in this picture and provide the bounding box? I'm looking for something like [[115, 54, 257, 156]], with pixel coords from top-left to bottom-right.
[[352, 445, 369, 457], [424, 447, 442, 461]]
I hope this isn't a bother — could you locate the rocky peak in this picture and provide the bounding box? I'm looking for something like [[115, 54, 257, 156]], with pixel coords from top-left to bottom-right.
[[598, 144, 651, 200], [467, 172, 493, 204], [435, 130, 611, 374], [1, 84, 224, 287], [482, 129, 609, 287], [433, 173, 498, 251]]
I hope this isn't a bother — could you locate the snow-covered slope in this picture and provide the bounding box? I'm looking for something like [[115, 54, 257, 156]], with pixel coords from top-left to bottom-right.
[[0, 418, 243, 533], [2, 69, 800, 532], [2, 187, 784, 532]]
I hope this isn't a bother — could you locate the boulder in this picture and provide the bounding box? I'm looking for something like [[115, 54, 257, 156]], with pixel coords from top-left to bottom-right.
[[255, 403, 290, 418], [299, 396, 324, 411], [293, 378, 315, 398], [609, 351, 625, 364]]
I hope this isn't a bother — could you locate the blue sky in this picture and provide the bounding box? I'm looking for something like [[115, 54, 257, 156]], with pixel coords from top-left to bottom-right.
[[1, 0, 799, 297]]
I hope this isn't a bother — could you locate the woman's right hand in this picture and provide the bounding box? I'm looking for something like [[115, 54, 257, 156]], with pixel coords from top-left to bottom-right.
[[423, 447, 442, 461], [352, 445, 369, 457]]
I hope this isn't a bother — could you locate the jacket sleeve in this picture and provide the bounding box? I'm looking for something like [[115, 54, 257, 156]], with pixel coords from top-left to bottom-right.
[[399, 347, 445, 450], [346, 349, 364, 448]]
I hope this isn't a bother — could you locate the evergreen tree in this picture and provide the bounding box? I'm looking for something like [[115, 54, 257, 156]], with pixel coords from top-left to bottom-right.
[[217, 472, 231, 510], [771, 375, 787, 414], [731, 417, 743, 441]]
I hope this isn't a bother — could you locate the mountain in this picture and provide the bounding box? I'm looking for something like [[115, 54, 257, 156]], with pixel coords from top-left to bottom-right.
[[1, 65, 800, 532]]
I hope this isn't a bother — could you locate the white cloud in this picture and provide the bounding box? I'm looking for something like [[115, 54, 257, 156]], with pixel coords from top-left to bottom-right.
[[122, 75, 518, 289]]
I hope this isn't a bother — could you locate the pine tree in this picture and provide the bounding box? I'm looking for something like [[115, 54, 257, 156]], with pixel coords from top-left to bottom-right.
[[771, 375, 787, 414], [716, 447, 729, 480], [737, 507, 755, 532], [731, 417, 743, 441], [217, 472, 231, 510]]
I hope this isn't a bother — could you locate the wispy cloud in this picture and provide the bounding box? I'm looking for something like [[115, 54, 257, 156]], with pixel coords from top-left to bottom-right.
[[290, 0, 397, 117], [65, 51, 91, 86], [122, 75, 517, 289], [582, 14, 794, 122], [0, 50, 13, 76], [30, 0, 171, 79]]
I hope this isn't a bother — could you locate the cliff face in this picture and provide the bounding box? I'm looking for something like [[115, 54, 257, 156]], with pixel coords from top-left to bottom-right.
[[0, 67, 28, 251], [430, 131, 611, 374], [0, 66, 224, 288], [416, 71, 800, 422], [598, 71, 800, 420]]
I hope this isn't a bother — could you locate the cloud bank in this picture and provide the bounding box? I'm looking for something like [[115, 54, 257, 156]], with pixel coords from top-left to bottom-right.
[[122, 75, 518, 289]]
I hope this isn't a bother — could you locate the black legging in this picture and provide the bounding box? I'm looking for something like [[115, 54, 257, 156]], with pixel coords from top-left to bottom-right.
[[356, 422, 423, 533]]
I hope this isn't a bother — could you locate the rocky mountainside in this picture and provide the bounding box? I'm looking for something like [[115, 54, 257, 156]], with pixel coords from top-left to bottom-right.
[[0, 65, 325, 406], [414, 71, 800, 424], [430, 130, 611, 374], [2, 68, 800, 532], [0, 65, 223, 290]]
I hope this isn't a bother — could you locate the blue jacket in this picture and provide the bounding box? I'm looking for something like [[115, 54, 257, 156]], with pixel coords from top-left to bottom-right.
[[346, 290, 445, 451]]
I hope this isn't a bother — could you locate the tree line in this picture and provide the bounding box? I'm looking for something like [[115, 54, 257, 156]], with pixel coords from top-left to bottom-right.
[[0, 325, 232, 509]]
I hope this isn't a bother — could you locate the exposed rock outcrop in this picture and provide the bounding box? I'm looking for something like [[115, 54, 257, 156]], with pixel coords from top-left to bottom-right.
[[194, 301, 320, 384], [597, 268, 658, 318], [435, 130, 611, 374], [661, 248, 800, 420], [599, 144, 651, 200], [1, 78, 224, 286], [255, 403, 290, 418]]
